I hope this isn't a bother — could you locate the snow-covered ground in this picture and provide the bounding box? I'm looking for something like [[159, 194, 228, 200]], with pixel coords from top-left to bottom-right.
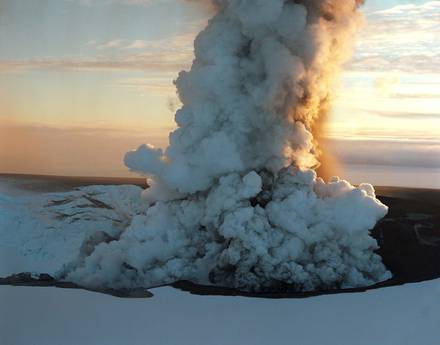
[[1, 279, 440, 345], [0, 180, 144, 277]]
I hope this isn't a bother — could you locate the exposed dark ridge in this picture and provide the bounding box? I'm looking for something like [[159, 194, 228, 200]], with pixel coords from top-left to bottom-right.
[[0, 173, 148, 193], [0, 273, 153, 299]]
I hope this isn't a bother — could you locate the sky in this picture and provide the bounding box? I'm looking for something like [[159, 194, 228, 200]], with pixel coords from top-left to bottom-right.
[[0, 0, 439, 187]]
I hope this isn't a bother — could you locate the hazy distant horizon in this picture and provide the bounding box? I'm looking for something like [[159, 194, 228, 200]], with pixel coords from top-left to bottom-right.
[[1, 125, 438, 189]]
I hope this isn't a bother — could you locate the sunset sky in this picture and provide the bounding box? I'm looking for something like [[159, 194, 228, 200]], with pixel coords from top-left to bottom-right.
[[0, 0, 439, 188]]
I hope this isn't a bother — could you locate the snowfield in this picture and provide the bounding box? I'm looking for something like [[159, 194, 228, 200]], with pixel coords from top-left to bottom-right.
[[0, 182, 144, 277], [1, 279, 440, 345]]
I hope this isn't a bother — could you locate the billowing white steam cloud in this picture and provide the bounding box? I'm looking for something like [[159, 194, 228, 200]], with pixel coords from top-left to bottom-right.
[[64, 0, 391, 291]]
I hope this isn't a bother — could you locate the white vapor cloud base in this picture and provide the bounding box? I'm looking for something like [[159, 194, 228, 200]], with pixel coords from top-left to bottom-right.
[[64, 0, 390, 291]]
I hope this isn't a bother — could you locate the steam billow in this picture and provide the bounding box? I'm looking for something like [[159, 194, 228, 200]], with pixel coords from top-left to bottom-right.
[[66, 0, 391, 291]]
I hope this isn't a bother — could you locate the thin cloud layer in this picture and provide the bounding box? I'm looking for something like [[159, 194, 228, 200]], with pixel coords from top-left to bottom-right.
[[70, 0, 211, 8], [0, 32, 197, 73], [348, 1, 440, 73], [4, 2, 438, 75], [325, 137, 440, 169], [69, 0, 155, 6], [0, 57, 188, 73]]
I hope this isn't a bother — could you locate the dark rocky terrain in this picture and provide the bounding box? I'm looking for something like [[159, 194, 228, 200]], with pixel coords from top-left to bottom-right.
[[373, 187, 440, 286], [0, 174, 439, 298]]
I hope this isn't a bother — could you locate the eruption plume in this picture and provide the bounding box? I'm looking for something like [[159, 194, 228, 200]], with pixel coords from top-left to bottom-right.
[[64, 0, 390, 291]]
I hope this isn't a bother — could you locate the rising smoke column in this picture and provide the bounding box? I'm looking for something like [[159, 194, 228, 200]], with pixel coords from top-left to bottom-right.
[[124, 0, 365, 194], [64, 0, 391, 291]]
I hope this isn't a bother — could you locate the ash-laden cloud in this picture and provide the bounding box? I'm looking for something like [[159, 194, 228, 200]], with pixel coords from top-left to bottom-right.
[[63, 0, 390, 291]]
